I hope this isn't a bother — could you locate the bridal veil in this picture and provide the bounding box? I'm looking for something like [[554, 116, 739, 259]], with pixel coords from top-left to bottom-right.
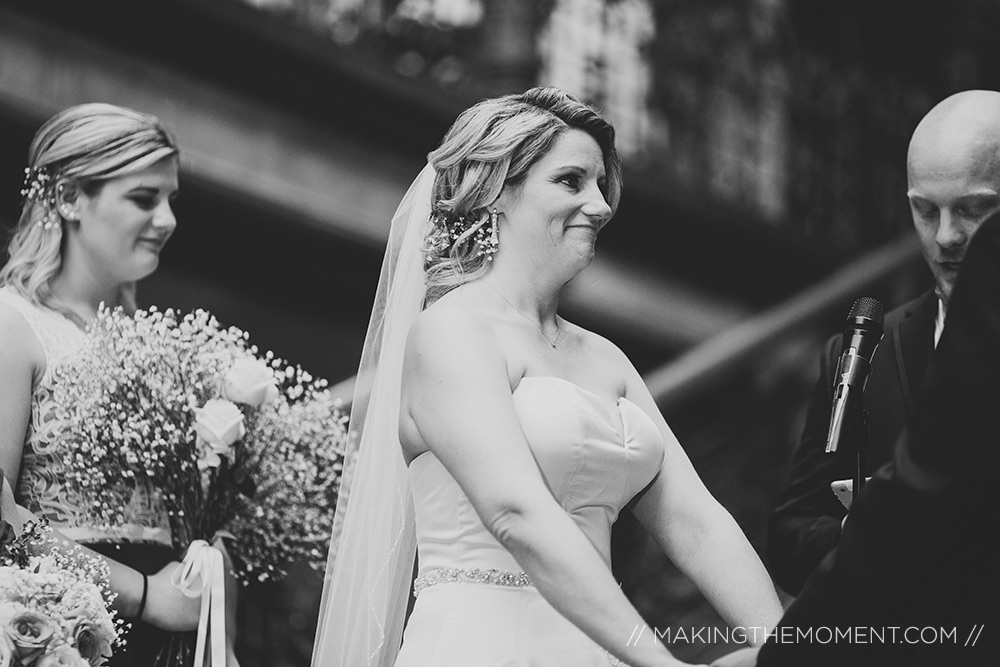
[[312, 165, 435, 667]]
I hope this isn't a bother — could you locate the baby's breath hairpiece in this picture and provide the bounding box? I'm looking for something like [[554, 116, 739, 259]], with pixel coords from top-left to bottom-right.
[[20, 165, 62, 230], [429, 202, 499, 261]]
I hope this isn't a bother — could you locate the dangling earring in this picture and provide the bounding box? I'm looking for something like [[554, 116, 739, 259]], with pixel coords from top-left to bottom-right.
[[488, 208, 499, 256], [474, 208, 500, 262]]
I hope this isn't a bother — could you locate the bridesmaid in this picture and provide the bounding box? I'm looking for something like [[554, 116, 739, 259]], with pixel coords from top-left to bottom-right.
[[0, 103, 234, 666]]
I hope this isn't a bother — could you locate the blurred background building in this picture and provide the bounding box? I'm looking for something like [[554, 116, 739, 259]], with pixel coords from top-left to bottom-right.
[[2, 0, 999, 663]]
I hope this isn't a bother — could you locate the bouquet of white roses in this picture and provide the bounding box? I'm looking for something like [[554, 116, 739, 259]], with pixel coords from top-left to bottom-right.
[[0, 519, 122, 667], [50, 307, 348, 584]]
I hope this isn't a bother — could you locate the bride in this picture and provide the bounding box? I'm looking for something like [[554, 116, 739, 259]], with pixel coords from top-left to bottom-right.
[[313, 87, 782, 666]]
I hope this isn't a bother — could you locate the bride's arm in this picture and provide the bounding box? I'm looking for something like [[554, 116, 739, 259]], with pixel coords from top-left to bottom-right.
[[616, 349, 783, 644], [401, 307, 695, 667]]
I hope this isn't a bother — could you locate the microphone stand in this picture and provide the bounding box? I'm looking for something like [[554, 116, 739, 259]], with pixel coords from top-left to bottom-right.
[[827, 381, 871, 507], [853, 399, 870, 504]]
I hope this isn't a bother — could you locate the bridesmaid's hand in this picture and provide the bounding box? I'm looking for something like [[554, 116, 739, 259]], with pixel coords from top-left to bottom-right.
[[143, 561, 201, 631]]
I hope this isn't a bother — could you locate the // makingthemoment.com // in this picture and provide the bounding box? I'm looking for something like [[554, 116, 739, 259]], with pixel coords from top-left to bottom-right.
[[625, 624, 986, 647]]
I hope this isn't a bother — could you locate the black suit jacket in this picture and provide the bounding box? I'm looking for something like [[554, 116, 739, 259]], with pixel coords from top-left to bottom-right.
[[766, 288, 937, 594], [757, 213, 1000, 666]]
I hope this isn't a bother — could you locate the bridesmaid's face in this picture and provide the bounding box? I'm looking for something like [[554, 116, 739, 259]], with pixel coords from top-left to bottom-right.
[[69, 157, 179, 285], [495, 129, 612, 277]]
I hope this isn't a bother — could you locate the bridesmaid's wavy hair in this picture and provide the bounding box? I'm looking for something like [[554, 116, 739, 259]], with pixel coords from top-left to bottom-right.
[[0, 103, 178, 314], [423, 86, 622, 304]]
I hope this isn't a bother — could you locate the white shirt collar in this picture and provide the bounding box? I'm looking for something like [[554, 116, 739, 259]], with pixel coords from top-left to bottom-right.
[[934, 297, 946, 348]]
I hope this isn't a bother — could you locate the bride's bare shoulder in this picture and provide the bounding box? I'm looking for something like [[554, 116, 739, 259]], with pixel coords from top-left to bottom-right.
[[406, 289, 501, 364], [564, 320, 630, 363]]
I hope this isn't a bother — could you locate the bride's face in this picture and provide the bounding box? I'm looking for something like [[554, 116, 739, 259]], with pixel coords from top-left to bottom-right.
[[496, 129, 612, 277]]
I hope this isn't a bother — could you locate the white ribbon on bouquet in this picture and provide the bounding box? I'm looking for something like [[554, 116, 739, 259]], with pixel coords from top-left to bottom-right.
[[0, 473, 24, 535], [172, 539, 227, 667]]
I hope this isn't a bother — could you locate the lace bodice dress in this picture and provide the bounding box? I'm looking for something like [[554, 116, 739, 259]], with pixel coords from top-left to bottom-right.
[[395, 375, 665, 667], [0, 286, 171, 545]]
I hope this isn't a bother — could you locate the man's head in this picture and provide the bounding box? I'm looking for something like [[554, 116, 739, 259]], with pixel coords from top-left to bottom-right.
[[907, 90, 1000, 307]]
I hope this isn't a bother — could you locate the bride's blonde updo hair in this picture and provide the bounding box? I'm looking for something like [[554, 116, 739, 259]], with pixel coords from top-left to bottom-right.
[[423, 86, 622, 304], [0, 103, 179, 313]]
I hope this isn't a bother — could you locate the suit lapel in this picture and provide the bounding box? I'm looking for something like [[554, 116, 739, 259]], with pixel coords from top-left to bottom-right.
[[892, 290, 937, 414]]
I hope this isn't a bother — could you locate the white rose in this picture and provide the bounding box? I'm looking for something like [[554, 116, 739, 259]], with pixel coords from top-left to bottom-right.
[[194, 399, 245, 469], [222, 358, 279, 408], [34, 644, 86, 667]]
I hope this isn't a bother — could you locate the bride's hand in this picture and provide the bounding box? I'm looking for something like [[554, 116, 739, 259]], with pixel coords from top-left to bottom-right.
[[143, 561, 201, 631], [709, 646, 758, 667]]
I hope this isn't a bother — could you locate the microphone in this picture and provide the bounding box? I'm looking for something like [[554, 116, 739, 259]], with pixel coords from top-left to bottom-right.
[[825, 297, 885, 453]]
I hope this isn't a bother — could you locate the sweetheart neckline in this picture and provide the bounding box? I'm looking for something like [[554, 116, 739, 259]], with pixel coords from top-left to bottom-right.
[[408, 376, 650, 468], [514, 375, 633, 417]]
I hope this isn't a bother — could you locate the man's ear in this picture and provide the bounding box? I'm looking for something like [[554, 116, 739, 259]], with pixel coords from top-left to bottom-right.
[[54, 179, 81, 221]]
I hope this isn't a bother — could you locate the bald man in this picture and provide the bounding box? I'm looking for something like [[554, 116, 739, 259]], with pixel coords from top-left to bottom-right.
[[766, 90, 1000, 595], [747, 212, 1000, 667]]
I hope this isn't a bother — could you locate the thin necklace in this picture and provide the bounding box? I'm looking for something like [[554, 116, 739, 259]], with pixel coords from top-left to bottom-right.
[[483, 281, 561, 348]]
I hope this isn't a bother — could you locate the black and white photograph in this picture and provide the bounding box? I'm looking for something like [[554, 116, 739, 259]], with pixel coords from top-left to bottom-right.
[[1, 1, 997, 666]]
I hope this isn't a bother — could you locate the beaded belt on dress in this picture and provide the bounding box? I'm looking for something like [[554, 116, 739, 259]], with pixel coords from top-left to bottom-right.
[[413, 567, 628, 667], [412, 567, 533, 596]]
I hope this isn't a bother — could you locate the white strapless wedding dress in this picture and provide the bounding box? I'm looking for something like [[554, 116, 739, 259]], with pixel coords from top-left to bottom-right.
[[395, 376, 665, 667]]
